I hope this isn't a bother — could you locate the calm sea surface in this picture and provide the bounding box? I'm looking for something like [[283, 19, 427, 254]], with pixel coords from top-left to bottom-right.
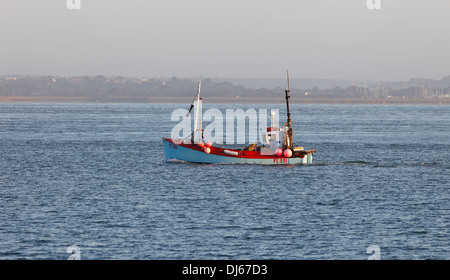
[[0, 103, 448, 259]]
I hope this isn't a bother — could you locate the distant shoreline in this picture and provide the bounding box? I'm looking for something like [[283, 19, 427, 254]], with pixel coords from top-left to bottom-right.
[[0, 96, 449, 105]]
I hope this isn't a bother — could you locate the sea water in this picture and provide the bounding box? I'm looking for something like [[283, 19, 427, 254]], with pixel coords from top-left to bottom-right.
[[0, 103, 448, 259]]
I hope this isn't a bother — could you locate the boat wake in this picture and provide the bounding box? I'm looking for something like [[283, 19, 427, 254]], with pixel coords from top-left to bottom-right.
[[309, 161, 446, 168], [310, 161, 372, 166]]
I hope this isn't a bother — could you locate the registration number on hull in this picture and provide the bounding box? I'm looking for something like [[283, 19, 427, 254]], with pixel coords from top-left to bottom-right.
[[168, 142, 178, 149], [273, 158, 288, 164]]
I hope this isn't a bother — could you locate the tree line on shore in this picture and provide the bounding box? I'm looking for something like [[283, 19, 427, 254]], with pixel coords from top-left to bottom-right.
[[1, 75, 449, 99]]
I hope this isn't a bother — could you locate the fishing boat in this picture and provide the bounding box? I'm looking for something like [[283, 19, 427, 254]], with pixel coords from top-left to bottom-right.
[[163, 71, 316, 164]]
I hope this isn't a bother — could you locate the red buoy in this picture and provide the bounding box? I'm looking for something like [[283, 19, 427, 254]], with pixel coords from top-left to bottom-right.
[[284, 149, 292, 158]]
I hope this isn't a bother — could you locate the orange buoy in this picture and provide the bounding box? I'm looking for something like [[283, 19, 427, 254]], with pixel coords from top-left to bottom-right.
[[276, 148, 283, 156], [284, 149, 292, 158], [204, 147, 211, 154]]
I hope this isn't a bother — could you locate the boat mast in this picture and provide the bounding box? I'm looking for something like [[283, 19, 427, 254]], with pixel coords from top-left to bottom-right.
[[192, 81, 201, 144], [285, 70, 293, 149]]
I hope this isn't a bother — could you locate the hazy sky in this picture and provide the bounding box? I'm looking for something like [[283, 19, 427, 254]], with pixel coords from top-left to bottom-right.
[[1, 0, 449, 81]]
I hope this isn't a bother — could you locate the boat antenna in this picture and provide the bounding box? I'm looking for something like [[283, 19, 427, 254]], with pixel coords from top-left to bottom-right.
[[284, 70, 293, 149]]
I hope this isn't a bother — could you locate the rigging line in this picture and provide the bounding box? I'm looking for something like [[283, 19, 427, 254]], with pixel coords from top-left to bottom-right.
[[186, 85, 200, 117]]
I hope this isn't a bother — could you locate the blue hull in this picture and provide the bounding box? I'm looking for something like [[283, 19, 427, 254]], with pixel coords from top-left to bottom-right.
[[163, 138, 313, 165]]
